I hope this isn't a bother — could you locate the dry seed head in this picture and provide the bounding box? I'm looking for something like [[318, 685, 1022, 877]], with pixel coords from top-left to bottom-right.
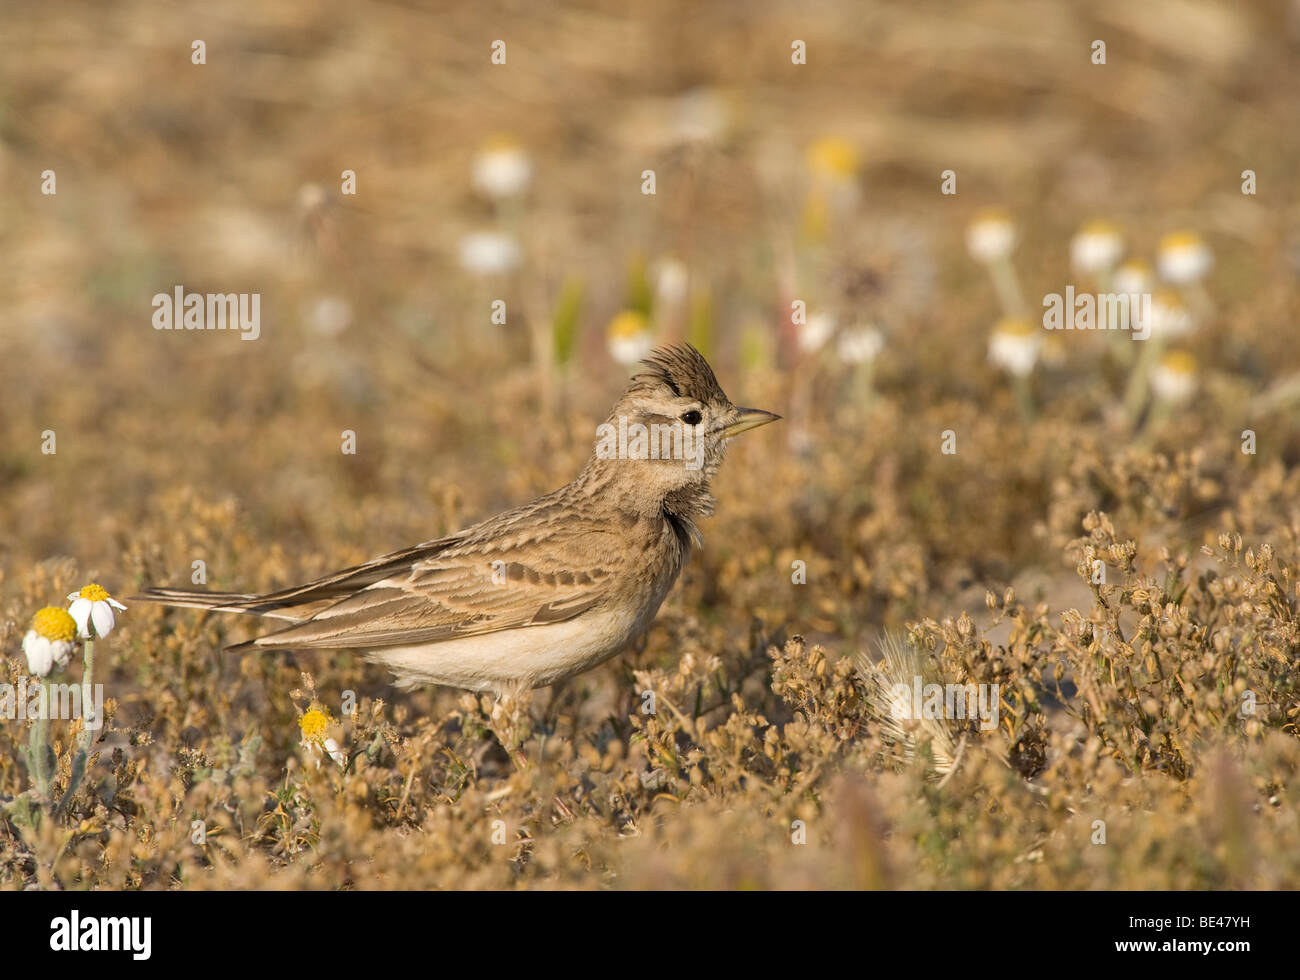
[[957, 612, 974, 638], [858, 632, 958, 777]]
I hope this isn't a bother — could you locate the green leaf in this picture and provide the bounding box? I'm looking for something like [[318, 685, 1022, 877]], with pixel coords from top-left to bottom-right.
[[552, 277, 585, 365]]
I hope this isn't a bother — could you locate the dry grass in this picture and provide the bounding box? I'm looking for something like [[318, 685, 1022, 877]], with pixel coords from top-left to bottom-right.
[[2, 0, 1300, 889]]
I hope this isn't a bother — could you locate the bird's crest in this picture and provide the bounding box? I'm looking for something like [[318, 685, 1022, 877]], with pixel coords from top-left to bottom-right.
[[628, 344, 729, 405]]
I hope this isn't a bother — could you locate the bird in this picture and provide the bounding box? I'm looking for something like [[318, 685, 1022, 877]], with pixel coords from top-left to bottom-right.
[[135, 345, 780, 694]]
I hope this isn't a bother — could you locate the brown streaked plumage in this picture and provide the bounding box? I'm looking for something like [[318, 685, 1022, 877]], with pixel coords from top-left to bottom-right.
[[135, 345, 779, 692]]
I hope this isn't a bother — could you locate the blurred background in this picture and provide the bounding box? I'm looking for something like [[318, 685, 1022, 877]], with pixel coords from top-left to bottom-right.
[[3, 0, 1300, 648], [2, 0, 1298, 573], [3, 0, 1300, 888]]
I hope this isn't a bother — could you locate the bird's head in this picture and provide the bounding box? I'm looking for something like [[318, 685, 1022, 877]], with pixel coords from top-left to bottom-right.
[[587, 345, 780, 517]]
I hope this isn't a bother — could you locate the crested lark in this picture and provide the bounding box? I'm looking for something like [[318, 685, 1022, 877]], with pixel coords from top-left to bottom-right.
[[136, 345, 779, 693]]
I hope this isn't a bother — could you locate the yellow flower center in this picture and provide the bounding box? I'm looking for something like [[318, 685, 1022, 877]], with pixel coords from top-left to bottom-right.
[[1159, 231, 1204, 252], [1153, 289, 1187, 310], [806, 137, 859, 181], [32, 606, 78, 643], [78, 583, 111, 602], [971, 207, 1014, 230], [993, 316, 1037, 339], [299, 705, 332, 743], [606, 310, 650, 340], [482, 134, 521, 153], [800, 190, 830, 243], [1078, 219, 1122, 238], [1160, 350, 1198, 375]]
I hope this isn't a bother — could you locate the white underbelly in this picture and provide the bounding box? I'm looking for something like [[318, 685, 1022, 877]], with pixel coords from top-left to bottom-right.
[[366, 603, 654, 693]]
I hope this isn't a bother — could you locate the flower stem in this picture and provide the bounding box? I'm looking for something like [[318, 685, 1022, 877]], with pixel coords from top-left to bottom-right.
[[1137, 397, 1172, 448], [854, 361, 877, 410], [1013, 373, 1036, 423], [79, 638, 95, 752], [29, 681, 52, 797], [989, 257, 1026, 318], [1123, 336, 1164, 427]]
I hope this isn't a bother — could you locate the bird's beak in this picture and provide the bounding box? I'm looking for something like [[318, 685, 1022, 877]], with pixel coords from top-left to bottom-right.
[[722, 407, 782, 440]]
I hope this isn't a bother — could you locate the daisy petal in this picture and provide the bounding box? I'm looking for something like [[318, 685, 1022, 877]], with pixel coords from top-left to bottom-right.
[[68, 597, 93, 639], [52, 640, 74, 669], [23, 631, 54, 677], [91, 600, 116, 638]]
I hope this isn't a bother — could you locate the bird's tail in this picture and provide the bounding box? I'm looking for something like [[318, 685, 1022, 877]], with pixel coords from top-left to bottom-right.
[[132, 587, 305, 622]]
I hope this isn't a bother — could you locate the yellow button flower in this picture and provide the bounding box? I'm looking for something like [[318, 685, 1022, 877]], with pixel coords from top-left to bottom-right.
[[22, 606, 78, 677]]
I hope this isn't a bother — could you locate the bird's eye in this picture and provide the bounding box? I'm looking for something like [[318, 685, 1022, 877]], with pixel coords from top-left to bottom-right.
[[680, 409, 703, 426]]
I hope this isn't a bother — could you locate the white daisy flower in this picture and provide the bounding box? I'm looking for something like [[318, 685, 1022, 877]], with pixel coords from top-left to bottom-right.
[[966, 209, 1017, 263], [1112, 259, 1153, 297], [458, 231, 521, 276], [1070, 220, 1124, 276], [305, 295, 352, 337], [22, 606, 79, 678], [837, 324, 885, 365], [1157, 231, 1213, 285], [651, 257, 689, 309], [296, 182, 328, 214], [299, 705, 346, 769], [1150, 350, 1198, 404], [67, 583, 127, 640], [1148, 289, 1196, 339], [606, 311, 654, 367], [673, 87, 730, 145], [471, 140, 532, 200], [797, 312, 836, 355], [988, 317, 1042, 377]]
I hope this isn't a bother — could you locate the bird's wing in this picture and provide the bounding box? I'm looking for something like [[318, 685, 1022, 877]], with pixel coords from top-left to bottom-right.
[[167, 535, 469, 622], [228, 539, 615, 652], [245, 535, 486, 618]]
